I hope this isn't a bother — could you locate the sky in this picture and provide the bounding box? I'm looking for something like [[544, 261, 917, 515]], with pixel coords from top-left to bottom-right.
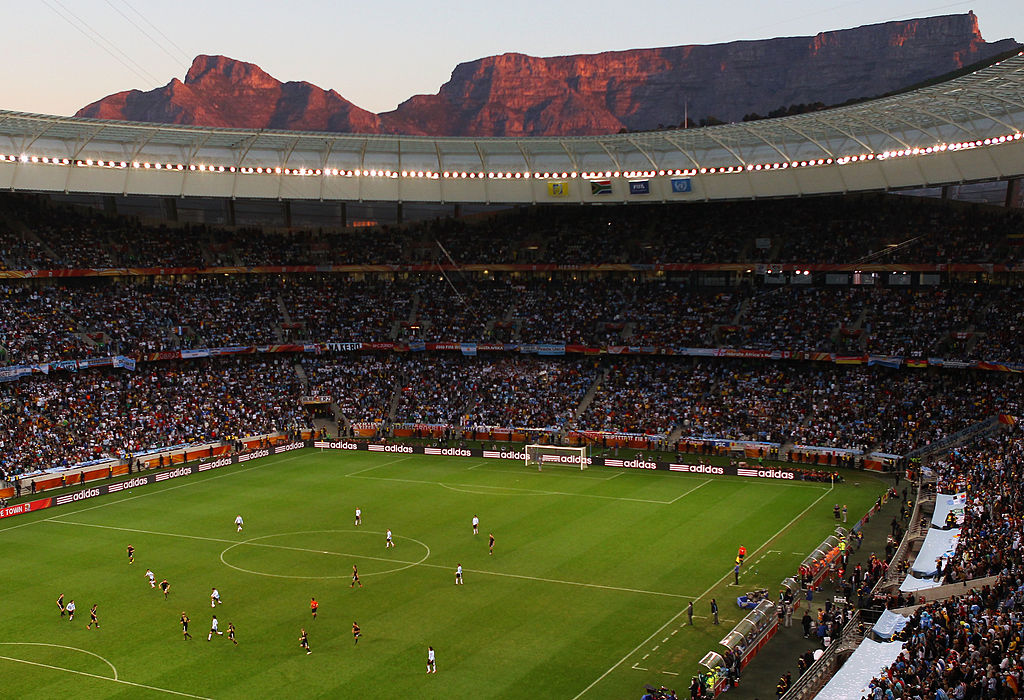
[[3, 0, 1021, 117]]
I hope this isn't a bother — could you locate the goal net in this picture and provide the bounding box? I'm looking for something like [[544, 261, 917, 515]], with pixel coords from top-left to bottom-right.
[[525, 444, 588, 470]]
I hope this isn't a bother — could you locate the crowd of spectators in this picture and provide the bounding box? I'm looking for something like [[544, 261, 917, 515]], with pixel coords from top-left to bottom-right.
[[928, 431, 1023, 584], [301, 355, 395, 424], [1, 353, 1021, 476], [392, 356, 598, 429], [5, 276, 1024, 367], [0, 357, 304, 477], [2, 191, 1023, 269], [858, 576, 1023, 699]]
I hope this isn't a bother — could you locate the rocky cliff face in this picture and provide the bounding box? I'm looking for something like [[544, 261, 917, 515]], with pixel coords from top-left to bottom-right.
[[76, 13, 1018, 137]]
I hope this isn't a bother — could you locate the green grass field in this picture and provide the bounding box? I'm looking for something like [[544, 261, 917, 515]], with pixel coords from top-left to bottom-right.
[[0, 450, 884, 699]]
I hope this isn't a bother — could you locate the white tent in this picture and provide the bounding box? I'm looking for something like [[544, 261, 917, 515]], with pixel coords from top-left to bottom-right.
[[816, 639, 906, 700]]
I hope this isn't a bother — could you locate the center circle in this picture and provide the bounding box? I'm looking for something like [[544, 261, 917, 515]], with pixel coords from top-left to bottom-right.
[[219, 529, 431, 579]]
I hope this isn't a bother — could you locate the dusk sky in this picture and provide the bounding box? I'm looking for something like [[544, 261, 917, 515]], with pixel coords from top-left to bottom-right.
[[4, 0, 1021, 117]]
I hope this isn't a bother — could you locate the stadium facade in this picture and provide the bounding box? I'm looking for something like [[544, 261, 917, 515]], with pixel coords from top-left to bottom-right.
[[0, 52, 1023, 208]]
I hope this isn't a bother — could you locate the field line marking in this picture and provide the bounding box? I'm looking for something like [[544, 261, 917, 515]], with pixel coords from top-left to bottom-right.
[[0, 642, 118, 679], [0, 453, 307, 535], [667, 478, 713, 504], [464, 463, 619, 480], [0, 655, 211, 699], [47, 519, 695, 599], [570, 482, 834, 699], [349, 473, 674, 504], [413, 561, 693, 599], [345, 455, 416, 476], [49, 520, 427, 566]]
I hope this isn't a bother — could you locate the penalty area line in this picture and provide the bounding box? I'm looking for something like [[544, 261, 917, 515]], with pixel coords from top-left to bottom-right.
[[570, 482, 835, 699], [0, 654, 211, 699]]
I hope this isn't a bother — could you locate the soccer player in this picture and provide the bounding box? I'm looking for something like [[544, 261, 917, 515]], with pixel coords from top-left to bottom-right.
[[310, 597, 318, 620], [66, 600, 76, 621], [126, 544, 134, 564], [227, 622, 237, 645], [454, 564, 463, 585], [145, 569, 156, 588], [351, 565, 362, 588], [208, 615, 222, 640], [57, 593, 66, 617], [235, 515, 244, 532], [160, 579, 171, 599], [426, 646, 436, 673], [352, 621, 361, 645], [385, 529, 394, 548], [87, 604, 99, 630], [737, 545, 747, 563], [354, 507, 361, 526], [299, 628, 311, 654], [211, 587, 222, 607], [472, 515, 479, 534], [181, 612, 192, 640], [488, 533, 495, 555]]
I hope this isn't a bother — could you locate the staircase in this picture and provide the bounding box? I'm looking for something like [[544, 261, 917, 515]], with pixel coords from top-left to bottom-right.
[[571, 366, 610, 424]]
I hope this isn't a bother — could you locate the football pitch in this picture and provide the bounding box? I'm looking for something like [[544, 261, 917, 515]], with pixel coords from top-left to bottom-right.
[[0, 449, 884, 699]]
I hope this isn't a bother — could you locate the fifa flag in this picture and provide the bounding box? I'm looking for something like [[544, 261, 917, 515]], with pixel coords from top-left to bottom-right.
[[629, 180, 650, 195], [547, 181, 569, 197], [590, 179, 612, 195], [671, 178, 693, 193]]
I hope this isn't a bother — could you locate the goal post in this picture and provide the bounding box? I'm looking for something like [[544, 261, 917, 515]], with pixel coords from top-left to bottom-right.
[[525, 444, 588, 470]]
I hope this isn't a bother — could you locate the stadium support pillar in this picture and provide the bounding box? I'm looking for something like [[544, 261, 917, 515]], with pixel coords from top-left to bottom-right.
[[1006, 177, 1023, 209], [103, 196, 117, 216], [224, 199, 236, 226], [453, 204, 462, 219], [339, 202, 347, 228], [283, 200, 292, 228], [396, 202, 403, 225], [941, 185, 953, 201], [162, 198, 178, 222]]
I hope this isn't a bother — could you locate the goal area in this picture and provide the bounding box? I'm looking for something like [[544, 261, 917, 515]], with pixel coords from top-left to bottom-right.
[[525, 444, 588, 470]]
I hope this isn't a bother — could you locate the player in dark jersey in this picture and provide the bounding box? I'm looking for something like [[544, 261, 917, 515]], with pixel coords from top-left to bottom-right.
[[227, 622, 237, 645], [57, 593, 66, 617], [160, 579, 170, 599], [352, 621, 361, 645], [299, 628, 311, 654], [351, 565, 362, 588], [488, 533, 495, 555], [181, 612, 192, 640], [87, 604, 99, 630], [310, 597, 318, 620], [126, 545, 134, 564]]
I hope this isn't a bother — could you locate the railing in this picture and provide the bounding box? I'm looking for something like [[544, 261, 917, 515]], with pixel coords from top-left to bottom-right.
[[875, 473, 927, 592], [778, 610, 864, 700], [904, 415, 1001, 459]]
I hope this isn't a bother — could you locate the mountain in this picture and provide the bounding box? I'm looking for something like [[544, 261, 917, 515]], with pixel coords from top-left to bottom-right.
[[76, 12, 1018, 137]]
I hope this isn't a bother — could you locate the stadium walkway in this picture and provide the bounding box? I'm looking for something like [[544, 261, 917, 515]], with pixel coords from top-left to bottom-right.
[[726, 475, 906, 700]]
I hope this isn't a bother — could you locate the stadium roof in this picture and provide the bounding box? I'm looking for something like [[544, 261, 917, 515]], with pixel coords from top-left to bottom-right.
[[1, 51, 1023, 204]]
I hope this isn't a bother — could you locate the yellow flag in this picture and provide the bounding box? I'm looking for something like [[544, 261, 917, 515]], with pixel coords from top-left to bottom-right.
[[547, 181, 569, 197]]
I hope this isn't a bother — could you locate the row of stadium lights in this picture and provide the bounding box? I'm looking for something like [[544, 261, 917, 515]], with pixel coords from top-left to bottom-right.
[[2, 132, 1020, 180]]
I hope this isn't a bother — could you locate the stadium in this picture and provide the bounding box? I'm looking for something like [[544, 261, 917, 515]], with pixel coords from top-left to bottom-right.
[[0, 39, 1023, 700]]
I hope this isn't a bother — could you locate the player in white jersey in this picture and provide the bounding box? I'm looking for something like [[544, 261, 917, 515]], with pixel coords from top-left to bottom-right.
[[208, 615, 222, 640], [454, 564, 463, 584], [145, 569, 156, 588], [385, 529, 394, 548], [354, 508, 361, 526], [472, 515, 479, 534], [66, 600, 76, 621], [235, 515, 244, 532], [426, 646, 436, 673], [211, 587, 222, 607]]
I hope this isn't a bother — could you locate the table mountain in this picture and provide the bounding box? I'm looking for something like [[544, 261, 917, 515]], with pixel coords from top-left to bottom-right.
[[76, 12, 1018, 136]]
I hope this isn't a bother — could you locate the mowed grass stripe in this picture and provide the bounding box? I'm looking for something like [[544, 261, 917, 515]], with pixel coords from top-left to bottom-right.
[[0, 449, 882, 699]]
